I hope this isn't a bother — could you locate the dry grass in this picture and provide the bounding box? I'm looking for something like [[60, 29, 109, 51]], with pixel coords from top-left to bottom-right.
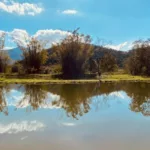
[[0, 73, 150, 84]]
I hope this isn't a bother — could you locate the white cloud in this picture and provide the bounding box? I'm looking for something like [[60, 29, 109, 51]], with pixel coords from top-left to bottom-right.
[[33, 29, 71, 48], [61, 9, 78, 15], [62, 123, 76, 126], [3, 46, 15, 50], [21, 136, 28, 140], [0, 30, 5, 37], [0, 0, 43, 16], [0, 30, 6, 49], [9, 29, 30, 47], [105, 41, 134, 51], [15, 93, 61, 109], [110, 92, 125, 99], [5, 29, 70, 48], [0, 121, 45, 134], [6, 89, 61, 109], [3, 29, 135, 51]]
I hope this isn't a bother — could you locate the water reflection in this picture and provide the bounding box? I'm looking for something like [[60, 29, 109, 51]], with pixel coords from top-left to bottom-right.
[[0, 84, 8, 115], [51, 84, 94, 119], [124, 83, 150, 116], [17, 85, 48, 111], [0, 121, 45, 134], [0, 82, 150, 118]]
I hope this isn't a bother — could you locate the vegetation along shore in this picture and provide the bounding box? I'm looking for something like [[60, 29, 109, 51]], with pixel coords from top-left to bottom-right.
[[0, 29, 150, 83], [0, 74, 150, 84]]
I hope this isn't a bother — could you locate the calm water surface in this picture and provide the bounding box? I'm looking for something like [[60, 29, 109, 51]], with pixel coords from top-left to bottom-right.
[[0, 82, 150, 150]]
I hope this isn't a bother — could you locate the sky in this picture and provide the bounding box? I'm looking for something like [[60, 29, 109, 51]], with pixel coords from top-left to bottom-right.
[[1, 0, 150, 50]]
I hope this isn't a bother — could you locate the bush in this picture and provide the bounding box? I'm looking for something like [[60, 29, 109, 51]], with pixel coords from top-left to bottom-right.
[[100, 52, 118, 73], [125, 40, 150, 76], [52, 29, 93, 79], [11, 62, 24, 74], [18, 38, 48, 74]]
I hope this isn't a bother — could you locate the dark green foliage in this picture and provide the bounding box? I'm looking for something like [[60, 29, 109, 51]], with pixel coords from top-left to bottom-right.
[[18, 38, 48, 74], [100, 52, 118, 73], [11, 62, 24, 74], [89, 52, 118, 78], [52, 29, 93, 79], [92, 46, 129, 68], [47, 45, 129, 68], [125, 40, 150, 76]]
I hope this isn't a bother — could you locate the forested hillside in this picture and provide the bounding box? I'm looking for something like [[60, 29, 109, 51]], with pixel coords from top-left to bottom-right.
[[47, 46, 130, 67]]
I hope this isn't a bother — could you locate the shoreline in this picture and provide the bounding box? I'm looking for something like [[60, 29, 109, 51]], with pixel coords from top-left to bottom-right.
[[0, 79, 150, 84], [0, 74, 150, 84]]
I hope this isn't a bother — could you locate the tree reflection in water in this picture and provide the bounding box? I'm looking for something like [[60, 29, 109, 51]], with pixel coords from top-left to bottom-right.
[[51, 84, 94, 119], [49, 83, 120, 119], [17, 84, 48, 111], [0, 84, 9, 115], [0, 82, 150, 118], [122, 83, 150, 116]]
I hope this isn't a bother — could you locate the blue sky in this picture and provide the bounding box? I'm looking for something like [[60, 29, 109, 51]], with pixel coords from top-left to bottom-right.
[[1, 0, 150, 50]]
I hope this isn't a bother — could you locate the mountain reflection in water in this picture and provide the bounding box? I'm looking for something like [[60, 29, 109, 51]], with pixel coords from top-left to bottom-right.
[[0, 82, 150, 118]]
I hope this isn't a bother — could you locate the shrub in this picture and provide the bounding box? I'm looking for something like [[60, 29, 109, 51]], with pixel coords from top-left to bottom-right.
[[18, 38, 48, 74], [52, 29, 93, 79], [125, 40, 150, 76]]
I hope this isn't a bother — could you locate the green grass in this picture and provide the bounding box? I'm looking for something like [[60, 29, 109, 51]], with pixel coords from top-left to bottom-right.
[[0, 73, 150, 84], [102, 74, 150, 81]]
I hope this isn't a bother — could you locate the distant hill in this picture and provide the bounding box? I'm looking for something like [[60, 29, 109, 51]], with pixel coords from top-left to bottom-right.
[[47, 46, 130, 67], [6, 47, 22, 61], [92, 46, 130, 67], [6, 46, 131, 67]]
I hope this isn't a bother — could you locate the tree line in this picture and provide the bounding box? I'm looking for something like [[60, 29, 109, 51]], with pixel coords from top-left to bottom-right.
[[0, 82, 150, 117], [0, 29, 150, 78]]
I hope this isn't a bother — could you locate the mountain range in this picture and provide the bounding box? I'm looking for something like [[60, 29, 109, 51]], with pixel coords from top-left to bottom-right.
[[6, 47, 22, 61], [6, 46, 130, 67]]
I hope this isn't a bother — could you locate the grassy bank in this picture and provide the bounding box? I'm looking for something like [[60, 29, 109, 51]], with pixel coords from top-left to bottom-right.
[[0, 74, 150, 84]]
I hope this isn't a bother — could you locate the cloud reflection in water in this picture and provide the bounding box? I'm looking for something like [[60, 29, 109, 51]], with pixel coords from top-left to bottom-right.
[[0, 121, 45, 134]]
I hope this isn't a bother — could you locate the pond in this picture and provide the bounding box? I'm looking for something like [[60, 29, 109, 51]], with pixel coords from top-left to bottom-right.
[[0, 82, 150, 150]]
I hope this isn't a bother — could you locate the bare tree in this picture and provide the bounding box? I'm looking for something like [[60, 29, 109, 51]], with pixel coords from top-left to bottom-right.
[[18, 38, 48, 74], [90, 38, 112, 81], [0, 32, 10, 73]]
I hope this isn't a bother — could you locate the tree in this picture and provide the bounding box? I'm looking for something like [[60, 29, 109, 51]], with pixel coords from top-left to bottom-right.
[[52, 29, 93, 79], [0, 32, 10, 73], [89, 58, 102, 80], [18, 38, 48, 74], [100, 52, 118, 73], [89, 52, 118, 80], [125, 40, 150, 76]]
